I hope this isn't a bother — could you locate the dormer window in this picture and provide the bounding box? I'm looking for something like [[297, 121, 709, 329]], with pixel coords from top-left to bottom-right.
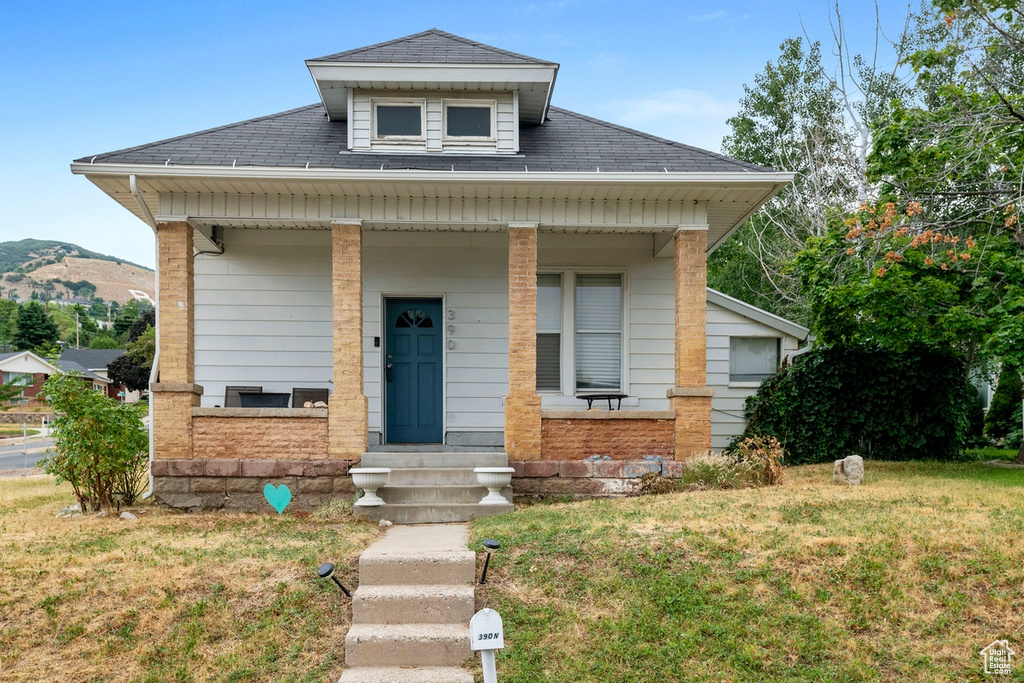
[[444, 101, 494, 141], [372, 99, 425, 141]]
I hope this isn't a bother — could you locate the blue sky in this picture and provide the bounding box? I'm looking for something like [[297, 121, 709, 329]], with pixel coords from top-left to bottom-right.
[[0, 0, 915, 269]]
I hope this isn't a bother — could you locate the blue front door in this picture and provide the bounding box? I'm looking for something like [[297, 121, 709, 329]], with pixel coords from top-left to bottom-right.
[[385, 298, 443, 443]]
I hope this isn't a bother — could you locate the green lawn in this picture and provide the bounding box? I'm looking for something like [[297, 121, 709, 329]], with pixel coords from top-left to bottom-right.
[[471, 461, 1024, 682]]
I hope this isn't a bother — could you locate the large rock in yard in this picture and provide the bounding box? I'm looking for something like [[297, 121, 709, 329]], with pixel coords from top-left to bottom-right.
[[833, 455, 865, 485]]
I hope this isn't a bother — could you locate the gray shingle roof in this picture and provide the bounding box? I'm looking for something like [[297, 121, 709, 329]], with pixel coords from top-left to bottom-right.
[[77, 104, 772, 174], [310, 28, 553, 65], [59, 348, 125, 370]]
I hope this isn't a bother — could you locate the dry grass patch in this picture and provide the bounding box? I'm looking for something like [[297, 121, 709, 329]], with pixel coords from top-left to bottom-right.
[[0, 475, 381, 682], [472, 461, 1024, 682]]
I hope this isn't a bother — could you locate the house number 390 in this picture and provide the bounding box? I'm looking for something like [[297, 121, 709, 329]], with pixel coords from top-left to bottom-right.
[[478, 632, 500, 641]]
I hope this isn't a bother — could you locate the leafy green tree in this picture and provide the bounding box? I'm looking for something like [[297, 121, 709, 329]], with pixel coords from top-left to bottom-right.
[[107, 311, 155, 392], [113, 300, 140, 337], [0, 299, 17, 346], [985, 364, 1023, 445], [89, 334, 121, 350], [711, 26, 911, 323], [13, 301, 58, 351], [41, 371, 149, 511]]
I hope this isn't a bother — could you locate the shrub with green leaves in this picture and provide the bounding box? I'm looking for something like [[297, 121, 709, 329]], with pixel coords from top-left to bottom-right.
[[41, 371, 149, 511], [984, 364, 1022, 446], [743, 344, 973, 464]]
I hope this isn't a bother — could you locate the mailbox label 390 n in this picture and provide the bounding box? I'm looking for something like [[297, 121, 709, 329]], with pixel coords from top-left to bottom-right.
[[470, 609, 505, 651]]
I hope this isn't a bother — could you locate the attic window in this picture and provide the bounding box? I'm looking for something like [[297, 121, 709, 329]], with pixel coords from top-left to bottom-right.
[[373, 100, 424, 139], [443, 100, 495, 141]]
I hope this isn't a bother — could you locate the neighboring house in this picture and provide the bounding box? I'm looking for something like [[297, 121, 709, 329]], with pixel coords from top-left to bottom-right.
[[58, 348, 138, 401], [52, 359, 112, 394], [0, 350, 58, 399], [72, 30, 791, 511], [706, 289, 810, 449], [0, 350, 111, 399]]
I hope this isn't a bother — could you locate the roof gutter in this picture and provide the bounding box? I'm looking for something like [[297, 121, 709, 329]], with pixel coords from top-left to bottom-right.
[[130, 174, 159, 500], [75, 162, 795, 187]]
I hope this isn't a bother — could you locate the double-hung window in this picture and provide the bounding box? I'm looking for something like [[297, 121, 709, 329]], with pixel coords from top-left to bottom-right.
[[536, 272, 625, 393]]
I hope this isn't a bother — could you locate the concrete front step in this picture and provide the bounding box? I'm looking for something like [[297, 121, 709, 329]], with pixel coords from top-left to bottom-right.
[[361, 452, 509, 469], [352, 584, 475, 624], [380, 484, 511, 505], [359, 502, 514, 525], [378, 467, 489, 486], [339, 667, 474, 683], [358, 525, 476, 586], [345, 623, 471, 668]]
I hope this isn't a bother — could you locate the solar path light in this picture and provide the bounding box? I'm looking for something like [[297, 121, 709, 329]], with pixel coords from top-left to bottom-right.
[[317, 562, 352, 598], [112, 490, 125, 512], [479, 538, 500, 585]]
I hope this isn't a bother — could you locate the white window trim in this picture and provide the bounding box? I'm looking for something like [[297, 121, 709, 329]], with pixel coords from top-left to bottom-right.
[[442, 99, 497, 145], [537, 268, 629, 396], [371, 97, 426, 143]]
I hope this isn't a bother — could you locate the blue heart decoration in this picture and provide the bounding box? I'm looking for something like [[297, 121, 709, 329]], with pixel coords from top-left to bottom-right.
[[263, 483, 292, 514]]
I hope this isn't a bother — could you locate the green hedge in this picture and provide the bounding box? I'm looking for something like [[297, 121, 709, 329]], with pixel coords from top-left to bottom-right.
[[742, 344, 973, 464]]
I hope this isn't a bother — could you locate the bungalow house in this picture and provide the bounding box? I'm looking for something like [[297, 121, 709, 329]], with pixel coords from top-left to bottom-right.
[[0, 350, 111, 402], [71, 30, 792, 517]]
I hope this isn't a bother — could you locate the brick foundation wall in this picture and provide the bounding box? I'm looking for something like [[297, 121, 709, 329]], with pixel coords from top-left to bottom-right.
[[151, 458, 356, 512], [540, 416, 674, 460], [192, 410, 329, 460], [510, 458, 686, 498]]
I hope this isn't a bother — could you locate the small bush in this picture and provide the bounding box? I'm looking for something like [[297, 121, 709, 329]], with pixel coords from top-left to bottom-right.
[[679, 452, 750, 489], [732, 435, 785, 486], [41, 371, 148, 511], [985, 365, 1022, 445], [633, 471, 678, 496]]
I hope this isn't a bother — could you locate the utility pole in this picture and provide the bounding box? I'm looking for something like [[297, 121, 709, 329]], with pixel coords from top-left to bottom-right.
[[76, 310, 80, 347]]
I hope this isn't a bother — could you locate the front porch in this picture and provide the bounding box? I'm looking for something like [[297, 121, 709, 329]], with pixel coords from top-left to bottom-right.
[[149, 210, 715, 513]]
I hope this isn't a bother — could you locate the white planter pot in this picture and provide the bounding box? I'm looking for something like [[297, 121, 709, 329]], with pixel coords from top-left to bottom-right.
[[474, 467, 515, 505], [350, 467, 391, 506]]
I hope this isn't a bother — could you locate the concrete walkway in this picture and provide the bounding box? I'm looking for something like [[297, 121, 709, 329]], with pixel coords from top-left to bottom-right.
[[340, 524, 475, 682]]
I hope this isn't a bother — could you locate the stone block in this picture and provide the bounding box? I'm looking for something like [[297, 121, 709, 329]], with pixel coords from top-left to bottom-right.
[[150, 460, 169, 476], [241, 460, 278, 478], [508, 460, 525, 477], [334, 477, 356, 495], [166, 459, 203, 477], [190, 477, 226, 494], [156, 493, 204, 510], [523, 461, 558, 478], [226, 477, 262, 494], [297, 477, 333, 494], [278, 460, 310, 477], [152, 476, 189, 494], [662, 461, 687, 479], [559, 460, 592, 478], [204, 459, 240, 477]]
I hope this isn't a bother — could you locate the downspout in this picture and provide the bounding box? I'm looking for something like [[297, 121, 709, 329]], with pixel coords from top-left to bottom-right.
[[785, 335, 815, 365], [130, 174, 160, 499]]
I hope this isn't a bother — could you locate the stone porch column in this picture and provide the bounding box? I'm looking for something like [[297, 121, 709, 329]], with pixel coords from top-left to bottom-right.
[[669, 226, 713, 457], [329, 221, 368, 458], [151, 221, 202, 459], [505, 224, 542, 459]]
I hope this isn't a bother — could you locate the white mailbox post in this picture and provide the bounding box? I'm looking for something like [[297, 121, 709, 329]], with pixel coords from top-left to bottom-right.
[[470, 608, 504, 683]]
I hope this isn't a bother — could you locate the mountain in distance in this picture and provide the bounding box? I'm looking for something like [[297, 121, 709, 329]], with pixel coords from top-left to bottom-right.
[[0, 239, 154, 305]]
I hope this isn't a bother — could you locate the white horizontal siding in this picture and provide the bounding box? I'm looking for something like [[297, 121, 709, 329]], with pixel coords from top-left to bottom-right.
[[194, 229, 333, 406], [706, 301, 803, 449]]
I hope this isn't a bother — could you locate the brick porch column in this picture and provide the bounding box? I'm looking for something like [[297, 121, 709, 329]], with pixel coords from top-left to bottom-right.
[[505, 224, 542, 459], [329, 221, 368, 458], [669, 226, 713, 457], [151, 221, 202, 459]]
